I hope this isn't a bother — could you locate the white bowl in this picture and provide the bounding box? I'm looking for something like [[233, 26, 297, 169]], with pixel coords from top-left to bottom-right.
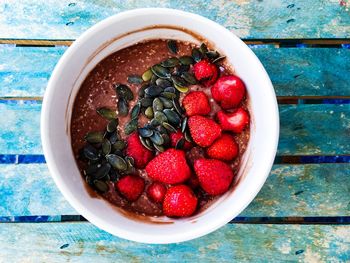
[[41, 8, 279, 244]]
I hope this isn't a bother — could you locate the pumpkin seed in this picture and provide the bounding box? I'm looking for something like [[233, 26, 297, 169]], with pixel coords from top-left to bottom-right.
[[130, 102, 141, 120], [160, 91, 176, 100], [138, 127, 153, 137], [139, 136, 154, 151], [85, 131, 104, 144], [150, 131, 164, 145], [179, 56, 194, 65], [113, 150, 124, 156], [117, 98, 129, 117], [151, 65, 171, 79], [152, 98, 163, 112], [140, 97, 153, 107], [199, 43, 208, 55], [163, 109, 181, 126], [145, 85, 163, 97], [138, 84, 148, 97], [113, 140, 126, 151], [173, 99, 184, 115], [206, 50, 220, 60], [83, 144, 100, 161], [181, 117, 188, 133], [172, 75, 187, 87], [84, 163, 100, 176], [109, 169, 119, 182], [125, 156, 135, 168], [127, 74, 143, 84], [143, 106, 153, 119], [156, 78, 172, 88], [154, 111, 167, 124], [150, 118, 160, 127], [153, 143, 165, 152], [175, 138, 185, 150], [167, 40, 178, 54], [109, 132, 119, 144], [181, 72, 197, 85], [150, 74, 158, 85], [184, 129, 193, 143], [124, 118, 138, 135], [212, 55, 226, 64], [176, 64, 190, 75], [107, 119, 118, 133], [96, 107, 117, 120], [159, 97, 173, 108], [106, 154, 127, 171], [162, 122, 177, 133], [102, 139, 112, 155], [142, 69, 153, 82], [93, 180, 109, 193], [114, 84, 134, 101], [157, 125, 168, 134], [174, 83, 189, 93], [161, 57, 180, 67], [93, 163, 111, 180], [164, 86, 176, 93], [192, 48, 203, 62]]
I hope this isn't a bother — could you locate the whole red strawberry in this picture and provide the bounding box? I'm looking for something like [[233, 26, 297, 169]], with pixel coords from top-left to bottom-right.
[[126, 132, 154, 168], [194, 158, 234, 195], [170, 130, 193, 150], [206, 134, 239, 161], [182, 91, 211, 116], [163, 185, 198, 217], [193, 59, 218, 87], [211, 75, 246, 109], [147, 182, 167, 203], [116, 175, 145, 201], [145, 149, 191, 184], [188, 116, 221, 147], [217, 108, 249, 133]]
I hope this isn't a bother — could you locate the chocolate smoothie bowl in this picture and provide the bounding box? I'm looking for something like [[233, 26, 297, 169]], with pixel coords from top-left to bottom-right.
[[71, 38, 250, 218]]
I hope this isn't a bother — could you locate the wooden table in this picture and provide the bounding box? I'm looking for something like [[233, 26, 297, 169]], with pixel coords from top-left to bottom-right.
[[1, 1, 349, 261]]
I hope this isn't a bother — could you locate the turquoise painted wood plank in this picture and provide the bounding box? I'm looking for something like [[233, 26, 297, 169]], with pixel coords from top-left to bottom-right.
[[1, 163, 349, 217], [0, 103, 349, 155], [1, 46, 350, 97], [1, 0, 350, 39], [1, 223, 349, 261]]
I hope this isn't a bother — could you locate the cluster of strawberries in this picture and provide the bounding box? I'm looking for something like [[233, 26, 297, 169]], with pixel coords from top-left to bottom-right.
[[116, 59, 249, 217]]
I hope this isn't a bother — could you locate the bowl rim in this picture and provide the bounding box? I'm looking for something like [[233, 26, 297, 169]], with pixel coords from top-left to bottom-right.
[[41, 8, 279, 244]]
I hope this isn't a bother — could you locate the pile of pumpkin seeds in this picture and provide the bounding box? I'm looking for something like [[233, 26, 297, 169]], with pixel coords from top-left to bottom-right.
[[80, 40, 225, 193]]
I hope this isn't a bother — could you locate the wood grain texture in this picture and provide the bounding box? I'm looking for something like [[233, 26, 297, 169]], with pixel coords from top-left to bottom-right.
[[0, 0, 350, 40], [1, 46, 350, 97], [0, 102, 349, 155], [1, 163, 349, 217], [1, 222, 349, 262]]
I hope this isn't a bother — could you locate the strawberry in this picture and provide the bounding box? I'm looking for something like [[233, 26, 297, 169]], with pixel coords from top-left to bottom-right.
[[170, 130, 193, 150], [194, 158, 234, 195], [206, 134, 239, 161], [116, 175, 145, 201], [211, 75, 246, 109], [147, 182, 167, 203], [182, 91, 211, 116], [188, 116, 221, 147], [217, 108, 249, 133], [193, 59, 218, 87], [163, 185, 198, 217], [145, 149, 191, 184], [126, 132, 154, 168]]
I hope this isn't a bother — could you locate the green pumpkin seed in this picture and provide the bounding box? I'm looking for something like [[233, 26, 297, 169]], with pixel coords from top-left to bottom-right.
[[114, 84, 134, 101], [150, 131, 164, 145], [124, 118, 138, 135], [140, 97, 153, 107], [199, 43, 208, 55], [107, 119, 118, 133], [167, 40, 178, 54], [152, 98, 163, 112], [106, 154, 127, 171], [83, 144, 100, 161], [93, 180, 109, 193], [142, 69, 153, 82], [85, 131, 104, 144], [157, 125, 168, 134], [125, 156, 135, 168], [174, 84, 189, 93], [150, 118, 160, 127], [109, 132, 119, 144], [175, 138, 185, 150], [130, 103, 141, 120], [138, 127, 153, 137], [184, 129, 193, 143], [102, 139, 112, 155], [212, 55, 226, 64], [163, 109, 181, 126], [153, 143, 165, 152], [176, 64, 190, 75], [127, 74, 143, 84], [150, 74, 158, 85], [138, 84, 148, 97], [173, 99, 184, 115], [154, 111, 168, 124], [145, 106, 154, 119], [160, 91, 176, 100], [181, 117, 188, 133], [161, 57, 180, 67], [113, 140, 126, 151], [192, 48, 203, 62], [93, 163, 111, 180], [171, 75, 187, 87], [156, 78, 172, 88], [151, 65, 171, 79], [164, 86, 176, 93], [162, 122, 177, 133], [84, 163, 100, 176], [159, 97, 173, 108], [181, 72, 197, 85], [96, 107, 117, 120], [139, 136, 154, 151], [206, 50, 220, 60], [179, 56, 194, 65], [145, 85, 163, 97], [118, 98, 129, 117]]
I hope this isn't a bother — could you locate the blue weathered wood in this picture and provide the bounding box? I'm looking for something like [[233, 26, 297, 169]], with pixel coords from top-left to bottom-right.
[[1, 163, 349, 217], [0, 102, 349, 155], [0, 0, 350, 39], [1, 46, 350, 97], [1, 222, 349, 261]]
